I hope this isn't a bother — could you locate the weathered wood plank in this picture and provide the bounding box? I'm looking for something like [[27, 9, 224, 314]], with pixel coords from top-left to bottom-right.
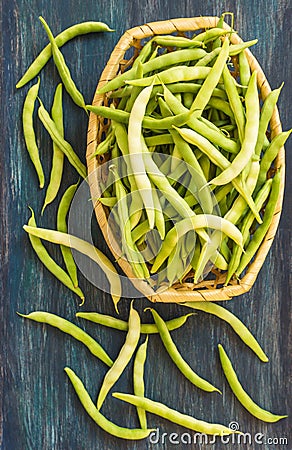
[[1, 0, 291, 449]]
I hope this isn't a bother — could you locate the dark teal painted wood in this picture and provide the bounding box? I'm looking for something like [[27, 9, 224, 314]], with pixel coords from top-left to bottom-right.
[[1, 1, 291, 449]]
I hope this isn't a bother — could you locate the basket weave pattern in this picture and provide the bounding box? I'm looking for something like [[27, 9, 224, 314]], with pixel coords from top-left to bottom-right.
[[86, 16, 285, 303]]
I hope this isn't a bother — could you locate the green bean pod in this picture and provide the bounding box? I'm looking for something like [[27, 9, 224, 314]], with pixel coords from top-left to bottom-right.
[[190, 38, 229, 113], [26, 208, 84, 302], [23, 225, 121, 307], [236, 169, 281, 276], [229, 39, 258, 55], [127, 85, 155, 229], [113, 393, 238, 435], [57, 182, 80, 290], [222, 65, 245, 143], [254, 83, 284, 156], [92, 128, 115, 157], [153, 35, 203, 48], [211, 13, 225, 49], [87, 104, 191, 130], [110, 165, 149, 280], [42, 83, 64, 213], [22, 77, 45, 188], [97, 303, 141, 410], [256, 129, 291, 188], [16, 21, 113, 88], [238, 50, 251, 88], [225, 179, 273, 284], [183, 302, 268, 362], [218, 345, 287, 422], [145, 133, 174, 146], [149, 309, 221, 393], [126, 66, 211, 87], [195, 47, 221, 67], [133, 336, 148, 429], [210, 71, 259, 185], [193, 27, 232, 44], [132, 38, 155, 67], [97, 48, 207, 94], [171, 131, 213, 213], [19, 311, 113, 366], [207, 98, 235, 119], [38, 98, 87, 178], [76, 311, 194, 333], [39, 17, 86, 111], [65, 368, 154, 439], [124, 62, 144, 113]]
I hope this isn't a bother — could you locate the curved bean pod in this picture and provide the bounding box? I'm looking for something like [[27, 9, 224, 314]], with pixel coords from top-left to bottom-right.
[[22, 77, 45, 188], [254, 83, 284, 156], [190, 38, 229, 113], [222, 65, 245, 143], [210, 71, 259, 185], [25, 208, 84, 301], [153, 35, 204, 48], [76, 312, 194, 333], [113, 393, 237, 435], [124, 62, 144, 113], [193, 27, 232, 44], [87, 105, 191, 130], [238, 50, 251, 88], [57, 182, 80, 290], [183, 302, 268, 362], [149, 309, 221, 393], [207, 97, 235, 119], [38, 98, 87, 178], [65, 367, 154, 439], [229, 39, 258, 55], [225, 179, 272, 284], [133, 336, 148, 429], [218, 344, 287, 422], [171, 130, 214, 214], [97, 303, 141, 410], [110, 165, 149, 280], [256, 129, 291, 188], [126, 66, 211, 87], [236, 169, 281, 276], [39, 17, 86, 111], [19, 311, 113, 366], [16, 21, 113, 88], [127, 85, 155, 228], [22, 225, 121, 306], [42, 83, 64, 213], [97, 48, 206, 94]]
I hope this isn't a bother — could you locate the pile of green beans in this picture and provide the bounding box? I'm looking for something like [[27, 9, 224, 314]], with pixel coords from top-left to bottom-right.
[[92, 24, 290, 289], [17, 15, 288, 443]]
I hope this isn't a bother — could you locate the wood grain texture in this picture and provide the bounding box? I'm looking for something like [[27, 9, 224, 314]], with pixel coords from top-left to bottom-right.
[[0, 1, 291, 449]]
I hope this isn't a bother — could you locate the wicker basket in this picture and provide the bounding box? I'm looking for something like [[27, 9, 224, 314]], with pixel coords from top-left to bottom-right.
[[86, 16, 285, 303]]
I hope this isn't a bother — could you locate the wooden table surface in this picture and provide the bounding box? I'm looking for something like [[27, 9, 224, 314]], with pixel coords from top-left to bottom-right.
[[1, 1, 291, 449]]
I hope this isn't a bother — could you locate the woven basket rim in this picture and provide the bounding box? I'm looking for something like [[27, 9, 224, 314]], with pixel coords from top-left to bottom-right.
[[86, 16, 285, 303]]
